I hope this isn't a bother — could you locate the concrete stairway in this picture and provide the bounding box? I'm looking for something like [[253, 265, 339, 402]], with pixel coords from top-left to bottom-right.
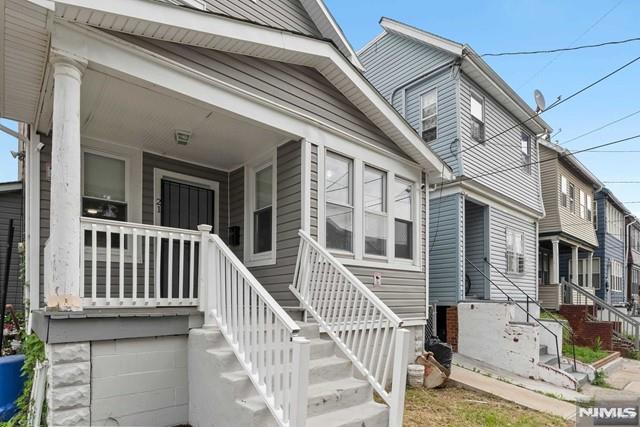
[[188, 322, 389, 427], [538, 344, 589, 387]]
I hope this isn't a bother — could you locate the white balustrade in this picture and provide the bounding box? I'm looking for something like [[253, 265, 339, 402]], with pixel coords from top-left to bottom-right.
[[291, 230, 409, 427]]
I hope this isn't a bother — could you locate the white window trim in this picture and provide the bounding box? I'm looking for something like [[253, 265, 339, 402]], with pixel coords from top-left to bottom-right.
[[470, 91, 485, 142], [560, 175, 568, 207], [506, 228, 525, 275], [610, 260, 624, 292], [606, 201, 624, 241], [592, 257, 601, 289], [318, 140, 422, 271], [363, 164, 388, 258], [152, 168, 220, 232], [579, 189, 585, 219], [244, 150, 277, 267], [419, 88, 438, 143]]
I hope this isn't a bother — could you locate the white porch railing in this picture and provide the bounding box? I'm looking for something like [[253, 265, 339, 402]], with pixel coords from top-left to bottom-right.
[[291, 230, 409, 427], [205, 233, 309, 427], [80, 217, 202, 307]]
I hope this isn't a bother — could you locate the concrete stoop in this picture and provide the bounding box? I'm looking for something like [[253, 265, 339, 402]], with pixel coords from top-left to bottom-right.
[[188, 323, 389, 427], [538, 344, 589, 389]]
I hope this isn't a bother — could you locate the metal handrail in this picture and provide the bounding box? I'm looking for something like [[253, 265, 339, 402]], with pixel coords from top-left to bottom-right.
[[465, 258, 565, 369], [562, 279, 640, 350], [483, 258, 578, 371]]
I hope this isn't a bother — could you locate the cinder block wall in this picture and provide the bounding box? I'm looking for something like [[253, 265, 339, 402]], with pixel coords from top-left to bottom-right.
[[91, 336, 189, 426]]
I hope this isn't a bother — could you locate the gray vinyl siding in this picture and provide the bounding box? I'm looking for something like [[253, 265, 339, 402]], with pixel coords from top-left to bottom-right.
[[359, 32, 460, 174], [310, 144, 318, 240], [429, 193, 463, 305], [458, 75, 542, 213], [0, 188, 24, 310], [229, 141, 303, 307], [489, 208, 537, 301], [112, 32, 408, 160], [159, 0, 321, 37], [594, 194, 626, 304], [464, 202, 486, 299]]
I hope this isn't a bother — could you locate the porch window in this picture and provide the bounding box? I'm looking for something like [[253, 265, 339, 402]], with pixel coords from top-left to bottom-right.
[[506, 229, 524, 274], [568, 258, 589, 286], [568, 183, 576, 214], [394, 178, 413, 259], [521, 132, 531, 174], [364, 166, 387, 256], [325, 152, 353, 252], [593, 257, 601, 289], [579, 190, 586, 219], [82, 151, 127, 248], [560, 175, 568, 207], [245, 152, 277, 266], [470, 93, 485, 142], [420, 89, 437, 143]]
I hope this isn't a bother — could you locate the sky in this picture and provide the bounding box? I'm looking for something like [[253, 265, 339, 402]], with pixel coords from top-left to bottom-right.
[[326, 0, 640, 215]]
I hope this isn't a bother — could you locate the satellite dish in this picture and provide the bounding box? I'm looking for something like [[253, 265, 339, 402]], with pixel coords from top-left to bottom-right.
[[534, 89, 546, 113]]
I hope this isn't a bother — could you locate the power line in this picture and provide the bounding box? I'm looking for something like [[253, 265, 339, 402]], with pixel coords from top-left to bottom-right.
[[481, 37, 640, 57], [559, 108, 640, 145], [459, 54, 640, 155], [515, 0, 624, 90], [603, 180, 640, 183], [451, 133, 640, 185], [582, 150, 640, 153]]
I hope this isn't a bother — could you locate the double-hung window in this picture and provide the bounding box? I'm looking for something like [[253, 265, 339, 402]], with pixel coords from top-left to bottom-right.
[[82, 151, 128, 248], [521, 132, 531, 173], [506, 229, 525, 274], [420, 89, 437, 143], [394, 178, 414, 260], [586, 194, 593, 222], [606, 201, 624, 241], [470, 93, 485, 142], [593, 257, 601, 289], [560, 175, 568, 207], [610, 260, 623, 292], [568, 183, 576, 214], [245, 153, 277, 265], [325, 152, 354, 253], [364, 166, 387, 256], [579, 190, 586, 219]]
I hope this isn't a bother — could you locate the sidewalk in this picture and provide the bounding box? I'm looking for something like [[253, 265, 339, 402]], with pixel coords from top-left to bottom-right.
[[450, 365, 577, 420]]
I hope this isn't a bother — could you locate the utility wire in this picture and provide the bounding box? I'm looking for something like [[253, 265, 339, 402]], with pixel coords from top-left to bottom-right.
[[481, 37, 640, 57], [559, 108, 640, 145], [604, 181, 640, 183], [450, 133, 640, 185], [459, 54, 640, 155]]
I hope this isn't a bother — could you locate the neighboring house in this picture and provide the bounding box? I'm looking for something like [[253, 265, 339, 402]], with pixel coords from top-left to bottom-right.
[[0, 181, 23, 310], [357, 19, 589, 389], [1, 1, 450, 426], [627, 217, 640, 304], [537, 140, 601, 309], [359, 18, 550, 315], [593, 188, 629, 306]]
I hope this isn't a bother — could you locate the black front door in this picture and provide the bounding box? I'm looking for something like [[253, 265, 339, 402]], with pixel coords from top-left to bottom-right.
[[160, 178, 215, 299]]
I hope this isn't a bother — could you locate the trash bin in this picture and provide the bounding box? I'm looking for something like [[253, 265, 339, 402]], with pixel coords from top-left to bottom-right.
[[0, 354, 25, 421], [425, 337, 453, 370]]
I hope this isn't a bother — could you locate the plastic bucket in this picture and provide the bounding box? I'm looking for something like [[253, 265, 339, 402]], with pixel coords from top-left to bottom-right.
[[0, 354, 26, 421]]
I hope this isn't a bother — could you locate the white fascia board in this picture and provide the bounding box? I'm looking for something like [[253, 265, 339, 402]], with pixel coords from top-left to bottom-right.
[[53, 0, 452, 180], [379, 17, 463, 56], [26, 0, 54, 11]]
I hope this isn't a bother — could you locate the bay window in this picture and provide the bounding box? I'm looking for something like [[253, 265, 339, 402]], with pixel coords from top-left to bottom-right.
[[364, 166, 387, 256], [325, 152, 354, 252], [394, 178, 413, 260]]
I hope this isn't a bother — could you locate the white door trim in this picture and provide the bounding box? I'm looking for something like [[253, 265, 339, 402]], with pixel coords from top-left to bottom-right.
[[153, 168, 220, 234]]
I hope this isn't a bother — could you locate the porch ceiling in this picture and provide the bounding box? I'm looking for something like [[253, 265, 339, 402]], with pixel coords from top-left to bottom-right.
[[78, 67, 294, 170]]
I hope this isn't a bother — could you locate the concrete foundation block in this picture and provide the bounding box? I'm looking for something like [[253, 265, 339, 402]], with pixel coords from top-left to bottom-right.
[[49, 407, 91, 426], [50, 342, 90, 364], [51, 361, 90, 387], [49, 384, 90, 411]]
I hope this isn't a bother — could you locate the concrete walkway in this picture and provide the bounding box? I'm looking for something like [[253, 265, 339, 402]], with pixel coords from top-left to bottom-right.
[[582, 358, 640, 401], [450, 365, 577, 420]]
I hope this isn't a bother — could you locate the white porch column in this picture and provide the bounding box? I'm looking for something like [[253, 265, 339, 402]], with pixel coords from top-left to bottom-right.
[[571, 245, 579, 285], [551, 239, 560, 284], [587, 251, 593, 289], [48, 51, 87, 310]]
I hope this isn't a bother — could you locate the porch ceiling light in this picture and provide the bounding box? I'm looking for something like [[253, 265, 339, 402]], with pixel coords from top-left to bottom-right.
[[175, 129, 192, 146]]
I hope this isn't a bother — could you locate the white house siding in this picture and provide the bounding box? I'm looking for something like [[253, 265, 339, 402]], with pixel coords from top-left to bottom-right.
[[489, 207, 538, 301], [458, 75, 543, 214], [428, 192, 463, 305], [359, 32, 461, 175]]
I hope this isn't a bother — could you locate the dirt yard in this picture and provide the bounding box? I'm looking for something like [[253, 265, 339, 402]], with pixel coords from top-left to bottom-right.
[[403, 385, 574, 427]]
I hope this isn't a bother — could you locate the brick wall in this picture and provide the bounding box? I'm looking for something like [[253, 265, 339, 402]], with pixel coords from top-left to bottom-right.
[[446, 306, 458, 352], [91, 336, 188, 426], [559, 305, 614, 350]]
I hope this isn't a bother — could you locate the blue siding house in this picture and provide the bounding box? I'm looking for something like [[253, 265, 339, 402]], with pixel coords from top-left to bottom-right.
[[594, 188, 630, 306]]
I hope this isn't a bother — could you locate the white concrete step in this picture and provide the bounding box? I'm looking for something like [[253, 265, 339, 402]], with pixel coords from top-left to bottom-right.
[[306, 401, 389, 427], [297, 321, 321, 339], [309, 356, 352, 384], [306, 377, 372, 417], [310, 337, 336, 360]]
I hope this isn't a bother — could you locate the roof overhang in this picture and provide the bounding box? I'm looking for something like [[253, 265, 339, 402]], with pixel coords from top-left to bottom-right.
[[600, 187, 631, 215], [4, 0, 451, 180], [376, 18, 551, 135], [540, 139, 603, 189]]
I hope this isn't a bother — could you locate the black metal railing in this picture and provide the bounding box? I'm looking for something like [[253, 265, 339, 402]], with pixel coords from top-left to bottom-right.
[[465, 257, 575, 370]]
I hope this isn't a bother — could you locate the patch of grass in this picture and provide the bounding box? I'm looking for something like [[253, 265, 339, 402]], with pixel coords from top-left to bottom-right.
[[403, 386, 571, 427], [591, 370, 614, 388], [563, 345, 609, 364]]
